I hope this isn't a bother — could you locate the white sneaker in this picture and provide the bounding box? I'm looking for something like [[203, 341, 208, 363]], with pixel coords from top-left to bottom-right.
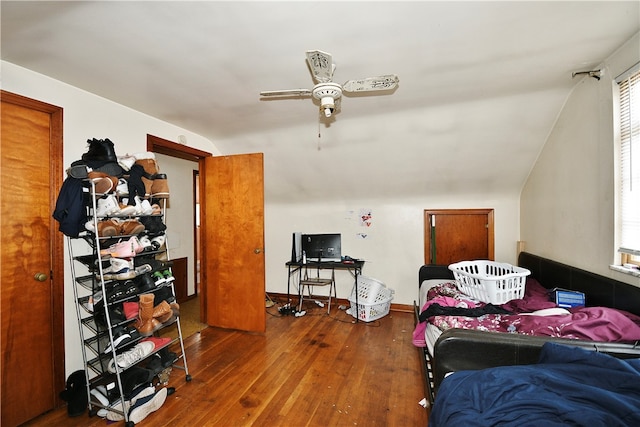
[[139, 197, 154, 215], [115, 178, 129, 196], [128, 387, 168, 424], [105, 386, 156, 421], [150, 235, 165, 250], [117, 154, 136, 171], [110, 341, 155, 372], [95, 195, 119, 217]]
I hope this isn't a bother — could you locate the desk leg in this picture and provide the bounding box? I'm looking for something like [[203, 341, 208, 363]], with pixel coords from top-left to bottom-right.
[[354, 267, 360, 323]]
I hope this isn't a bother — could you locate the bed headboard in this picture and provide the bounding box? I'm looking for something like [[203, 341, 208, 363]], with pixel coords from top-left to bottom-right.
[[518, 252, 640, 316]]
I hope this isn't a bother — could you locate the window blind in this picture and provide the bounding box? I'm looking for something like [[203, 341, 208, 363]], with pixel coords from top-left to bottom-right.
[[618, 64, 640, 255]]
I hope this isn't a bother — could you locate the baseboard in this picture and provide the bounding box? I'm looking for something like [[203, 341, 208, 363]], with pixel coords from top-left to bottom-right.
[[265, 292, 413, 314]]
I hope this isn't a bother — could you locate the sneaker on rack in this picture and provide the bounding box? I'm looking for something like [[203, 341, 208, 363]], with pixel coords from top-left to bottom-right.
[[95, 195, 120, 217], [162, 269, 175, 284], [100, 236, 144, 258], [101, 257, 134, 279], [152, 271, 167, 286], [150, 234, 165, 250], [109, 341, 155, 373], [117, 201, 137, 216], [103, 326, 132, 354], [138, 236, 154, 253], [115, 178, 129, 197], [140, 336, 171, 351]]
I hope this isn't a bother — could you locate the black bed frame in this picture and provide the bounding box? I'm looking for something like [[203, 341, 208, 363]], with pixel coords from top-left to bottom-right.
[[414, 252, 640, 408]]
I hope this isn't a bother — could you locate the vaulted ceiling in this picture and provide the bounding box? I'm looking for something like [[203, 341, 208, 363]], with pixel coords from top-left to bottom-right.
[[2, 1, 639, 202]]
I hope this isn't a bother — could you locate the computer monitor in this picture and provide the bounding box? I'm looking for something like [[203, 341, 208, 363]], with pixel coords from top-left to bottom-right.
[[302, 233, 341, 262]]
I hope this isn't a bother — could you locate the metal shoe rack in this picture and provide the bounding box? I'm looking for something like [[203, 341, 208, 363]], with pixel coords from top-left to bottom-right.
[[69, 180, 191, 426]]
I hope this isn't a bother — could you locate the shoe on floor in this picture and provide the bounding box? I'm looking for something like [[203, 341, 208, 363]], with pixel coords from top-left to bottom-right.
[[128, 387, 168, 424]]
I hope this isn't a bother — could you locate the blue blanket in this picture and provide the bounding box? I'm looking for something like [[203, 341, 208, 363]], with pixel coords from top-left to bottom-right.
[[429, 343, 640, 427]]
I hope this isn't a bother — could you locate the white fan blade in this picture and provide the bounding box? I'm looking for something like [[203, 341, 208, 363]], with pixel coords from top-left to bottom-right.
[[260, 89, 313, 97], [342, 74, 399, 93], [306, 50, 334, 83]]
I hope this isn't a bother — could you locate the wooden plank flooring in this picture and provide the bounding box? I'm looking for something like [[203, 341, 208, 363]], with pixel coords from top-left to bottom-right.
[[24, 305, 428, 426]]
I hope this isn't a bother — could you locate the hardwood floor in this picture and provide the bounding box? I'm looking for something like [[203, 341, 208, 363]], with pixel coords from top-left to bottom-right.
[[25, 305, 428, 426]]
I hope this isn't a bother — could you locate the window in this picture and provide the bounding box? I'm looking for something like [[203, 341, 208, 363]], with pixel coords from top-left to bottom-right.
[[617, 64, 640, 266]]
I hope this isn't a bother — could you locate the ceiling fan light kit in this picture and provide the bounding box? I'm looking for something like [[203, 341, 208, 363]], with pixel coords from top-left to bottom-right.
[[312, 83, 342, 117], [260, 50, 398, 119]]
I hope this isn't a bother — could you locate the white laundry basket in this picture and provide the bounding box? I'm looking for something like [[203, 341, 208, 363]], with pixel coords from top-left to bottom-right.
[[348, 276, 394, 322], [448, 260, 530, 304]]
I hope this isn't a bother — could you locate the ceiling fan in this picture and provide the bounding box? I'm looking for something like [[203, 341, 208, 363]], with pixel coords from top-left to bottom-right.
[[260, 50, 399, 118]]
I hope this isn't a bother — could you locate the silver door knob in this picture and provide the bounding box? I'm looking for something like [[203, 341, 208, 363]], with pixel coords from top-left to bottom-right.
[[34, 272, 48, 282], [254, 248, 262, 254]]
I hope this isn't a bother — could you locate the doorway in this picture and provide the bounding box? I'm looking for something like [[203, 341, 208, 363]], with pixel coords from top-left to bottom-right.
[[146, 135, 210, 326], [424, 209, 494, 265], [1, 91, 65, 426]]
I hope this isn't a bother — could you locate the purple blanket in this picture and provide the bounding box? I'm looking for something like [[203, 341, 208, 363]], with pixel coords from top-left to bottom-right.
[[414, 278, 640, 345]]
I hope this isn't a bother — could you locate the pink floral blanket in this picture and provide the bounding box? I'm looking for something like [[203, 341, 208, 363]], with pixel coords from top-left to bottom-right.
[[413, 278, 640, 347]]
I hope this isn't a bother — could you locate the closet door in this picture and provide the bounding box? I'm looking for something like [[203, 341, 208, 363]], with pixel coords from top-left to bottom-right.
[[203, 153, 265, 333], [424, 209, 494, 265], [1, 91, 64, 426]]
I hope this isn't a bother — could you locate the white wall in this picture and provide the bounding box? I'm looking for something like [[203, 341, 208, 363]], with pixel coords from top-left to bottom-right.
[[265, 195, 520, 307], [521, 33, 640, 287], [156, 153, 198, 297], [1, 61, 219, 375]]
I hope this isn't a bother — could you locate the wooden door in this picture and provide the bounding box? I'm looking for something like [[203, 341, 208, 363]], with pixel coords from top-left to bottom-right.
[[1, 92, 64, 426], [203, 153, 265, 332], [424, 209, 494, 265]]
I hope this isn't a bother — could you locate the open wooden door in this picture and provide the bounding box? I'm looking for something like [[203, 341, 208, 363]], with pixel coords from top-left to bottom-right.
[[424, 209, 494, 265], [202, 153, 265, 332]]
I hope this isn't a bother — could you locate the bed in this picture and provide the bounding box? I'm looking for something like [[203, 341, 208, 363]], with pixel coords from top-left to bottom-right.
[[413, 252, 640, 416]]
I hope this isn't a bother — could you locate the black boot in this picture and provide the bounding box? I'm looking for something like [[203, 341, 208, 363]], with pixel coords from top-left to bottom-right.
[[59, 370, 88, 417]]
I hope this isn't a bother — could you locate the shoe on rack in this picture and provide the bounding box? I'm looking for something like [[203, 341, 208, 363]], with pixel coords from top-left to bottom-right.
[[86, 291, 103, 312], [152, 271, 167, 286], [138, 236, 154, 253], [120, 219, 145, 236], [134, 294, 162, 336], [117, 201, 137, 216], [115, 177, 129, 196], [88, 171, 119, 195], [150, 234, 166, 250], [101, 257, 134, 279], [162, 269, 175, 284], [109, 341, 155, 373], [158, 347, 178, 367], [85, 219, 119, 237], [134, 272, 155, 293], [140, 216, 166, 234], [103, 326, 132, 354], [127, 387, 168, 424], [95, 195, 120, 217], [151, 301, 174, 324], [141, 336, 171, 350], [151, 174, 170, 199], [118, 154, 137, 172], [123, 301, 139, 320], [100, 236, 144, 258]]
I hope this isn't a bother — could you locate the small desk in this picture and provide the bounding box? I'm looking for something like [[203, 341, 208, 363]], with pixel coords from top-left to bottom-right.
[[285, 260, 365, 319]]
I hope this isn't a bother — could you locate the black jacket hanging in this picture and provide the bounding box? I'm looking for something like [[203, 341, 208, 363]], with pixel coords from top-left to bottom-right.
[[53, 177, 87, 238]]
